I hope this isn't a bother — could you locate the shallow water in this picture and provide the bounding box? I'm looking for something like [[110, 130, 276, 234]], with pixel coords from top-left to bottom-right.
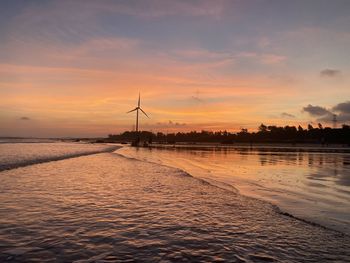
[[117, 145, 350, 234], [0, 142, 118, 171], [0, 147, 349, 262]]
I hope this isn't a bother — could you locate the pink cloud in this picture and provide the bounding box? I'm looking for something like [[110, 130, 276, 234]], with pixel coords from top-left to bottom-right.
[[236, 52, 286, 64]]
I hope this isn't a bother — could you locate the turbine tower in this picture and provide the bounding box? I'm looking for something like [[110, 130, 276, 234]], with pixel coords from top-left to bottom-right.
[[333, 114, 337, 129], [127, 93, 149, 132]]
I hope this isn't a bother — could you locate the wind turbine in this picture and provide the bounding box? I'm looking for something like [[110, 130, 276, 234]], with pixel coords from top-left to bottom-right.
[[127, 93, 149, 132]]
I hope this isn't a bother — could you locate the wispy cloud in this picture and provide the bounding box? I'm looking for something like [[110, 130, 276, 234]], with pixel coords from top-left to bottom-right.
[[303, 104, 331, 116], [333, 101, 350, 122], [320, 69, 341, 78], [156, 120, 187, 127], [236, 52, 286, 65], [260, 54, 287, 65], [303, 102, 350, 123], [333, 101, 350, 113], [85, 0, 230, 19], [302, 104, 333, 123], [281, 112, 295, 118], [73, 37, 140, 55]]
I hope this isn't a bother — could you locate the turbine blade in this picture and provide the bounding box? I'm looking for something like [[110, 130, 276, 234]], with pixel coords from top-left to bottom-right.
[[126, 107, 138, 113], [138, 92, 140, 107], [139, 107, 149, 118]]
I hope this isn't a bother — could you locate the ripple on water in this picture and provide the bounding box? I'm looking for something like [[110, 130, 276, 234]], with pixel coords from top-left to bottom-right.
[[0, 152, 349, 262]]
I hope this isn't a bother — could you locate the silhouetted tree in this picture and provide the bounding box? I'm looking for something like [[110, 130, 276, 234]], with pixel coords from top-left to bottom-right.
[[259, 124, 268, 132], [105, 123, 350, 145]]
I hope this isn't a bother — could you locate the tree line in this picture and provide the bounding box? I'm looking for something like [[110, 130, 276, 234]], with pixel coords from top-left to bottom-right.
[[106, 124, 350, 145]]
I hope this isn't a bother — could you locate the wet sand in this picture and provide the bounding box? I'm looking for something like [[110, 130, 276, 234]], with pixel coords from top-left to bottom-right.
[[0, 151, 349, 262]]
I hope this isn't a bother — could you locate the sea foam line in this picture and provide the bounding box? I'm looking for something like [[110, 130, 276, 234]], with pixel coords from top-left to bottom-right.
[[0, 146, 120, 172], [114, 148, 348, 236]]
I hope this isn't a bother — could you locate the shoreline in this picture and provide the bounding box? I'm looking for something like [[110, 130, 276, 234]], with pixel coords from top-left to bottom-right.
[[116, 145, 350, 235]]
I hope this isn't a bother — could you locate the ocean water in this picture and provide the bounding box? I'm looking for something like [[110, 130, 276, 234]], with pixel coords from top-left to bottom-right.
[[117, 145, 350, 235], [0, 142, 119, 171], [0, 143, 350, 262]]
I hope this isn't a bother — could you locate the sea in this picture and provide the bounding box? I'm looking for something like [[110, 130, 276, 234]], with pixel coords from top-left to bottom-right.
[[118, 144, 350, 235], [0, 140, 350, 262]]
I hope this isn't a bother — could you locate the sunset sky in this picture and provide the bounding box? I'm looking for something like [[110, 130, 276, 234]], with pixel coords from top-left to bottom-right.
[[1, 0, 350, 137]]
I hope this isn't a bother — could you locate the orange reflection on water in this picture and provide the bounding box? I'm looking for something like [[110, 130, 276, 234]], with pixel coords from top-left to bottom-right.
[[118, 145, 350, 234]]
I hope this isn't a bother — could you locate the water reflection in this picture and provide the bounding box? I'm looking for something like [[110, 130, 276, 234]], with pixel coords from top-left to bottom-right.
[[119, 145, 350, 234], [1, 151, 350, 262]]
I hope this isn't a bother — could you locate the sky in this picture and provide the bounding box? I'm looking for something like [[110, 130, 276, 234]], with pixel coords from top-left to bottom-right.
[[1, 0, 350, 137]]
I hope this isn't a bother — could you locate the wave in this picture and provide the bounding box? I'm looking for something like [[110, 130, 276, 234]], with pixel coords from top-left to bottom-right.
[[271, 205, 347, 236], [0, 146, 120, 172], [0, 138, 57, 144], [114, 148, 348, 236], [114, 151, 239, 192]]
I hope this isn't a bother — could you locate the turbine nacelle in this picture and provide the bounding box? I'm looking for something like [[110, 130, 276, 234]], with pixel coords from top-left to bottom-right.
[[126, 107, 149, 118]]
